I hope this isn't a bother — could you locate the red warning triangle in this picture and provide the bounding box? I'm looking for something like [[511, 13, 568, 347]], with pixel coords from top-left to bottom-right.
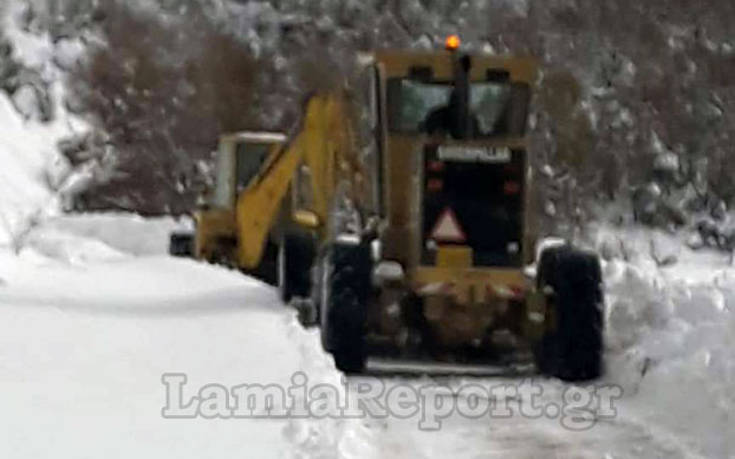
[[430, 207, 466, 243]]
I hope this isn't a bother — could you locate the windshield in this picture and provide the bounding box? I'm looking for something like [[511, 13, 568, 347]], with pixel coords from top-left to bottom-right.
[[235, 143, 270, 192], [388, 79, 516, 138], [471, 82, 513, 135]]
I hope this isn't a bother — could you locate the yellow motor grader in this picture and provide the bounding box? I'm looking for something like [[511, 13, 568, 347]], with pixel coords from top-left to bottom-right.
[[171, 38, 604, 380]]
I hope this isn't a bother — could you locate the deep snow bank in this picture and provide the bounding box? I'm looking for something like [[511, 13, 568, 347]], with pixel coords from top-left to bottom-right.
[[0, 210, 191, 265], [596, 226, 735, 458], [26, 213, 192, 261]]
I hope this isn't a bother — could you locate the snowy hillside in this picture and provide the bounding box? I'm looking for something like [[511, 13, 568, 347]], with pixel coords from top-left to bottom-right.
[[16, 0, 732, 224], [0, 1, 88, 248]]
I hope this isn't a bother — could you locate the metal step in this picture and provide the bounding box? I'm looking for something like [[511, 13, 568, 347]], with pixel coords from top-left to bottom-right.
[[364, 357, 535, 378]]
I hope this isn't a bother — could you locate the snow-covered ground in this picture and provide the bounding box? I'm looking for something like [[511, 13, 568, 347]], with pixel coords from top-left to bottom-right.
[[0, 250, 296, 457], [594, 224, 735, 458], [1, 214, 732, 459]]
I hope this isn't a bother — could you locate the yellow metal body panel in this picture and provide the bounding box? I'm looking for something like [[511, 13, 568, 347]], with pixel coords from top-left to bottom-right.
[[413, 266, 528, 303], [413, 266, 527, 286], [194, 208, 236, 260], [234, 94, 358, 269], [235, 139, 303, 268], [375, 51, 538, 84], [436, 246, 473, 268]]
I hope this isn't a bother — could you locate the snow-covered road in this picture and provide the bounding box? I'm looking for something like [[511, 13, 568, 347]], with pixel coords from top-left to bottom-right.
[[1, 219, 730, 458], [344, 381, 698, 459], [0, 254, 308, 458]]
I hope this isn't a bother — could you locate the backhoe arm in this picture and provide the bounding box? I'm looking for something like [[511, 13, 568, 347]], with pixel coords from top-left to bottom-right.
[[235, 94, 347, 269], [234, 131, 305, 269], [236, 96, 328, 269]]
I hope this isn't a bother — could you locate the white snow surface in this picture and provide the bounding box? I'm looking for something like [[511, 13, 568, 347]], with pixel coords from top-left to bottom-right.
[[0, 251, 312, 458], [0, 213, 730, 458], [592, 223, 735, 458], [0, 214, 365, 459]]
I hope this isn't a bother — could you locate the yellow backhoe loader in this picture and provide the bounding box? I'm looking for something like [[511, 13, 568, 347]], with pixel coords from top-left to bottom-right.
[[168, 131, 287, 282]]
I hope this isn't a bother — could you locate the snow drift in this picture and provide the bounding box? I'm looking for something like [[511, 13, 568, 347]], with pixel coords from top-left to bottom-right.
[[597, 225, 735, 458]]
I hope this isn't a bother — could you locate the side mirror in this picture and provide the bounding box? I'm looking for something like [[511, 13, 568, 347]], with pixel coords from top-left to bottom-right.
[[292, 209, 321, 229]]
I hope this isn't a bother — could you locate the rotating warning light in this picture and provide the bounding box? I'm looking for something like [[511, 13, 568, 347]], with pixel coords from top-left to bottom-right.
[[445, 35, 461, 51]]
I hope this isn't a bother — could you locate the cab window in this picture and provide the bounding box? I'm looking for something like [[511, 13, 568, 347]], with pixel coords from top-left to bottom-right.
[[235, 143, 271, 192], [387, 78, 529, 138], [211, 142, 235, 209]]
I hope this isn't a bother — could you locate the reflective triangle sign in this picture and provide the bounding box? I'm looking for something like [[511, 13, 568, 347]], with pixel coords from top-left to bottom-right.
[[430, 207, 466, 243]]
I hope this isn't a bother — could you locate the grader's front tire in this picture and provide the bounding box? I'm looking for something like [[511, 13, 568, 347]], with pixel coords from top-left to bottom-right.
[[277, 232, 315, 303], [320, 241, 371, 374], [536, 246, 604, 381]]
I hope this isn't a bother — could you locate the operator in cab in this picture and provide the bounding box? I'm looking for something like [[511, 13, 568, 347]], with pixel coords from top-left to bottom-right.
[[422, 88, 481, 139]]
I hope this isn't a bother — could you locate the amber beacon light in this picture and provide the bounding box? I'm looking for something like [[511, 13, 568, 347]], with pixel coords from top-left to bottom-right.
[[445, 35, 461, 51]]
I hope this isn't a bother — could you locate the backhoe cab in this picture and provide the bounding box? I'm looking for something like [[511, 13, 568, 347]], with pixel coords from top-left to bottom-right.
[[169, 131, 287, 282]]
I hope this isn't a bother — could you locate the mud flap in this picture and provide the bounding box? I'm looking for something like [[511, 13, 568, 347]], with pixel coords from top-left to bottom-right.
[[522, 289, 547, 342]]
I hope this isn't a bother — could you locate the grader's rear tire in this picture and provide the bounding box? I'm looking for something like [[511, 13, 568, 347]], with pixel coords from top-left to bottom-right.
[[536, 246, 604, 381], [320, 241, 371, 374]]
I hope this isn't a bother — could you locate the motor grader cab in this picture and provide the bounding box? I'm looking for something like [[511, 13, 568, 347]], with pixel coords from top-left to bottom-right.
[[169, 131, 287, 282], [279, 38, 604, 380]]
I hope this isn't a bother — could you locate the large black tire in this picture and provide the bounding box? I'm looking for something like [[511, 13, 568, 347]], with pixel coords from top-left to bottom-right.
[[252, 240, 278, 286], [320, 241, 372, 373], [277, 232, 316, 303], [536, 245, 604, 381], [169, 232, 194, 257]]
